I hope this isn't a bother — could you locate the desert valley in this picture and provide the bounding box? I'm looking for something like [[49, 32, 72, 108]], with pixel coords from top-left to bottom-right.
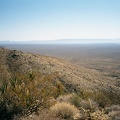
[[0, 43, 120, 120]]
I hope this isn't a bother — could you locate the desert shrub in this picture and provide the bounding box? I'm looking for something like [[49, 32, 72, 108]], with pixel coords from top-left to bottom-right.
[[80, 99, 99, 112], [50, 102, 80, 119], [15, 115, 60, 120], [108, 111, 120, 120], [90, 110, 111, 120], [0, 65, 11, 84], [13, 109, 65, 120], [80, 100, 110, 120], [92, 92, 113, 107], [0, 71, 65, 120], [57, 94, 74, 102], [71, 98, 110, 120], [105, 105, 120, 112], [57, 93, 82, 108], [80, 90, 112, 107], [69, 94, 82, 108], [105, 105, 120, 120]]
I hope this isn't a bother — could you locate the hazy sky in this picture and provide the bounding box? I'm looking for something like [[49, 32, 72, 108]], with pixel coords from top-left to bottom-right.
[[0, 0, 120, 41]]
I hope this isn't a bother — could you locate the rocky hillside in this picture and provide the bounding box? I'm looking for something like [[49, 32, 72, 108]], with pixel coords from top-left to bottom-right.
[[0, 47, 120, 101]]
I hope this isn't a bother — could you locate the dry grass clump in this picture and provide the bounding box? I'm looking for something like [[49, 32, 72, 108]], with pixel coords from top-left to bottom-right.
[[57, 94, 74, 102], [14, 109, 64, 120], [50, 102, 80, 119]]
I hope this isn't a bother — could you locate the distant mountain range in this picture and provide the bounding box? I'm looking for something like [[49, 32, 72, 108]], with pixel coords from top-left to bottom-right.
[[0, 39, 120, 44]]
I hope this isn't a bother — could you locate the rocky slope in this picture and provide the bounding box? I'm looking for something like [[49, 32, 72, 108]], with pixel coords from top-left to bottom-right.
[[0, 47, 120, 101]]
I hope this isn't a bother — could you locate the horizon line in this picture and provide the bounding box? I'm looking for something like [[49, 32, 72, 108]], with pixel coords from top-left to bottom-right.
[[0, 38, 120, 41]]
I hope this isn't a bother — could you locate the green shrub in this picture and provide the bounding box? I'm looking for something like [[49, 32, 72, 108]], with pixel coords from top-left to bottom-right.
[[80, 90, 112, 107], [69, 94, 82, 108], [0, 71, 65, 119]]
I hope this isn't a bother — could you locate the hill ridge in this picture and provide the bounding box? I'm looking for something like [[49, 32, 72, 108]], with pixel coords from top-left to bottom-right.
[[0, 47, 120, 98]]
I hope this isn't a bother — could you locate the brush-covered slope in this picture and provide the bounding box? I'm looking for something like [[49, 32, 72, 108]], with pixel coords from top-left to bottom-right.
[[0, 47, 120, 97]]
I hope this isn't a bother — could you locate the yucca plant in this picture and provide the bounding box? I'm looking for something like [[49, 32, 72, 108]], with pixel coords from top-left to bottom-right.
[[0, 71, 65, 119]]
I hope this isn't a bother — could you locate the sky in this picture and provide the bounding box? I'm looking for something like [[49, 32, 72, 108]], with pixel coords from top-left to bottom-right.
[[0, 0, 120, 42]]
